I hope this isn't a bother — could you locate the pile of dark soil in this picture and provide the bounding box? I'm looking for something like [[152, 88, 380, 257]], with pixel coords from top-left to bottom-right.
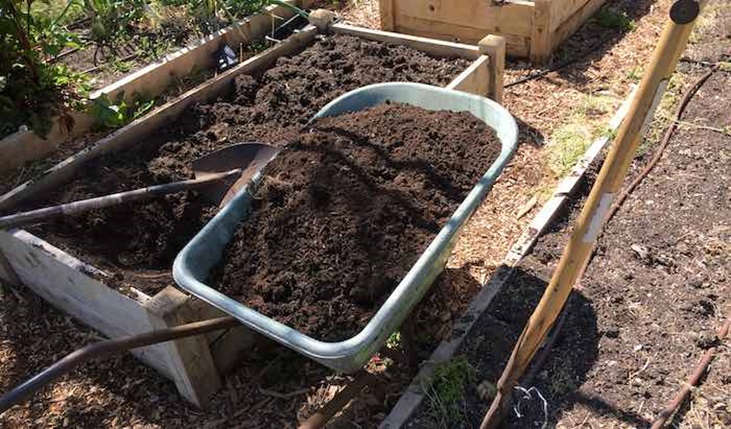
[[156, 34, 470, 180], [24, 34, 469, 294], [210, 102, 501, 341]]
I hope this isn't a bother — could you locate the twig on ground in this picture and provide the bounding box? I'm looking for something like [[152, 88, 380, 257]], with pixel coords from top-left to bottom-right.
[[259, 387, 311, 399], [669, 119, 730, 135], [650, 318, 730, 428]]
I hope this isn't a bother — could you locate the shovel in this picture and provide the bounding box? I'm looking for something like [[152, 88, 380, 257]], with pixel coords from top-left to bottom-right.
[[0, 143, 280, 230]]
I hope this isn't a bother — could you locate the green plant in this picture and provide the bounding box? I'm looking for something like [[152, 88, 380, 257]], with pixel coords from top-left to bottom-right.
[[173, 0, 307, 34], [593, 7, 635, 32], [544, 93, 617, 179], [424, 358, 475, 427], [0, 0, 90, 138], [626, 66, 643, 82], [386, 331, 401, 348], [83, 0, 146, 55], [90, 91, 155, 128]]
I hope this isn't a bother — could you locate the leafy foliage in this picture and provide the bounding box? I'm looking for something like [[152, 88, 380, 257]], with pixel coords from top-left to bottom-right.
[[425, 358, 476, 426], [83, 0, 146, 48], [90, 91, 155, 128], [0, 0, 90, 138], [1, 0, 306, 138], [593, 7, 636, 32]]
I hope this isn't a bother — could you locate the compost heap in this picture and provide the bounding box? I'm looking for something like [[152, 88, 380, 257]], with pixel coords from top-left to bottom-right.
[[210, 102, 502, 341]]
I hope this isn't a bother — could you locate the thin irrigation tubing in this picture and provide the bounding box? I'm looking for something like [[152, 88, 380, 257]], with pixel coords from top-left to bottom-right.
[[0, 316, 239, 415], [504, 39, 607, 89], [651, 318, 730, 428], [606, 63, 719, 221]]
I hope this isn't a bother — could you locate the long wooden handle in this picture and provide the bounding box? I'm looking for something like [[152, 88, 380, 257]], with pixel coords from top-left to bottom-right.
[[0, 169, 240, 229]]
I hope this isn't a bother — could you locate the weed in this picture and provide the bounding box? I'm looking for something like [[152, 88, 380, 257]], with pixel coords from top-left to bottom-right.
[[576, 93, 615, 117], [593, 7, 635, 32], [547, 122, 595, 178], [626, 66, 643, 82], [544, 93, 616, 179], [110, 58, 132, 74], [90, 91, 156, 128], [249, 39, 269, 54], [424, 358, 475, 427], [386, 331, 401, 349]]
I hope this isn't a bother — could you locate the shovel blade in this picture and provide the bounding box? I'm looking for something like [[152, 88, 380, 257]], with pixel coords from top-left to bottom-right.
[[193, 142, 280, 207]]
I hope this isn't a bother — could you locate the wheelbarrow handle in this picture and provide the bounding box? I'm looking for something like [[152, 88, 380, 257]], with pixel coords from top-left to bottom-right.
[[0, 169, 240, 230]]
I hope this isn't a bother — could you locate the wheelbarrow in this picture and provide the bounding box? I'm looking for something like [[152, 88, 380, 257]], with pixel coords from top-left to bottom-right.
[[0, 83, 518, 415], [172, 82, 519, 373]]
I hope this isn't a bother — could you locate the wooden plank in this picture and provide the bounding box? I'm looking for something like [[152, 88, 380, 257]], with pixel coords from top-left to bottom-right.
[[393, 15, 530, 57], [504, 86, 636, 266], [0, 26, 318, 213], [446, 55, 490, 96], [551, 0, 607, 50], [479, 35, 506, 103], [0, 249, 19, 286], [0, 230, 178, 376], [90, 1, 302, 104], [332, 23, 480, 59], [550, 0, 591, 32], [145, 287, 222, 407], [392, 0, 535, 36], [379, 0, 395, 30], [0, 112, 95, 172], [189, 299, 260, 373], [530, 0, 553, 64]]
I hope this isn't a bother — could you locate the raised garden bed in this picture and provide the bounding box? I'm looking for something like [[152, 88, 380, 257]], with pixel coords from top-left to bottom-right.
[[0, 24, 506, 405], [379, 0, 607, 63], [0, 0, 305, 173]]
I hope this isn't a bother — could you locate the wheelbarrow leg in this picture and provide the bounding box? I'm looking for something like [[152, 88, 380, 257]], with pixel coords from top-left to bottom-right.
[[401, 318, 419, 373]]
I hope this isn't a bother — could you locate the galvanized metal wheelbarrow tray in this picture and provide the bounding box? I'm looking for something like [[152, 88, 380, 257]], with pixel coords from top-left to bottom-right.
[[173, 82, 519, 373]]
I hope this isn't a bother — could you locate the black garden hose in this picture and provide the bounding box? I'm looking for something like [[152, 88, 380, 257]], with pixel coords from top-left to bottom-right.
[[0, 316, 240, 414]]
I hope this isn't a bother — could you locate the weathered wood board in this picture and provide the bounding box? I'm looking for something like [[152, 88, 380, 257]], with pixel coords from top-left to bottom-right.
[[379, 0, 608, 63]]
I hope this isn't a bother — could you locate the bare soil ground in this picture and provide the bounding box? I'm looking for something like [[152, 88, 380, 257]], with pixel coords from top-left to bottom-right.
[[455, 67, 729, 429]]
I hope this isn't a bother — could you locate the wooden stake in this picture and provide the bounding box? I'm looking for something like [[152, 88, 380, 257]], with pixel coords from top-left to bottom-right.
[[479, 2, 707, 428]]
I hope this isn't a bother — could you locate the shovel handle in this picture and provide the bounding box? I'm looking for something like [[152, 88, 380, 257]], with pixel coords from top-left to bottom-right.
[[0, 169, 240, 230]]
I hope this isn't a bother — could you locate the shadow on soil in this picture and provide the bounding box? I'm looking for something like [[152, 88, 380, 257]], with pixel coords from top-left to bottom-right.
[[456, 267, 601, 429]]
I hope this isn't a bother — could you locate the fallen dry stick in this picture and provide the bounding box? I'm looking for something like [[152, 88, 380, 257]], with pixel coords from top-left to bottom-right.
[[297, 371, 376, 429], [650, 318, 730, 428]]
